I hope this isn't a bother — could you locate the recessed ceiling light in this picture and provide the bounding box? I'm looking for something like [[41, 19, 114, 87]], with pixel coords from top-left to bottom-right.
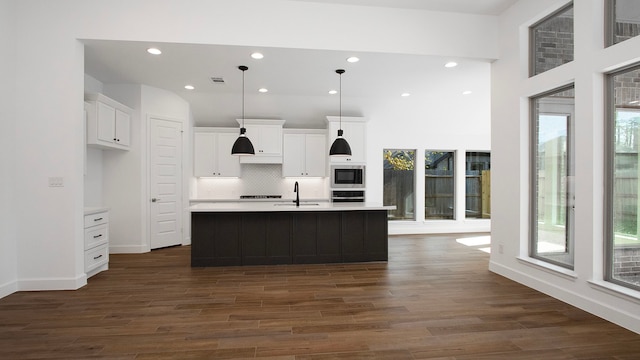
[[329, 90, 337, 95], [258, 88, 268, 93], [147, 48, 162, 55], [445, 61, 458, 68], [251, 52, 264, 59], [401, 93, 411, 97], [346, 56, 360, 63], [184, 85, 195, 90], [462, 90, 472, 95]]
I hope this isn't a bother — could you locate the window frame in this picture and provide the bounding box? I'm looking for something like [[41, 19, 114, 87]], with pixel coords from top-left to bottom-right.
[[383, 149, 417, 221], [529, 2, 574, 77], [529, 84, 576, 270], [424, 150, 456, 220], [604, 63, 640, 292]]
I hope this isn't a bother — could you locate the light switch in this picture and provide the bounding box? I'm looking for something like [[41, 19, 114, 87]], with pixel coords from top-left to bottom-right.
[[48, 177, 64, 187]]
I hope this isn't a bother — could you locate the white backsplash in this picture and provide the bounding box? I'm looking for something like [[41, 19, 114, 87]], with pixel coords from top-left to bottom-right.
[[195, 164, 329, 200]]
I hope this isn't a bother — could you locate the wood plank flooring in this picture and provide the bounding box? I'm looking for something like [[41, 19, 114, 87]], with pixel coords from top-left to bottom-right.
[[1, 233, 640, 359]]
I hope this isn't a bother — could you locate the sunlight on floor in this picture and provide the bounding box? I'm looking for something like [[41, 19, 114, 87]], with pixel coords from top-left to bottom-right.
[[456, 235, 492, 253]]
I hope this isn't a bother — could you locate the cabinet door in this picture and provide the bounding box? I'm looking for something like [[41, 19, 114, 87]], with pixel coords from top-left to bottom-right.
[[282, 133, 305, 177], [245, 124, 282, 156], [114, 109, 130, 147], [216, 132, 241, 177], [304, 134, 327, 177], [193, 132, 216, 176], [96, 102, 116, 144]]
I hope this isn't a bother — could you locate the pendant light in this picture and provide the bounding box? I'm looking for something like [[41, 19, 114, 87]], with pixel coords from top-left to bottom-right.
[[231, 65, 255, 155], [329, 69, 352, 156]]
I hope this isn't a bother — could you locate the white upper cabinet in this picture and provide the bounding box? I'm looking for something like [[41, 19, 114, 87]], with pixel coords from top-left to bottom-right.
[[85, 93, 133, 150], [283, 130, 327, 177], [326, 116, 367, 164], [237, 119, 285, 164], [193, 128, 241, 177]]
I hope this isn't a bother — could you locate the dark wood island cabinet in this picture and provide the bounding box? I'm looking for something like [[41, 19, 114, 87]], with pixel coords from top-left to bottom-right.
[[190, 203, 393, 266]]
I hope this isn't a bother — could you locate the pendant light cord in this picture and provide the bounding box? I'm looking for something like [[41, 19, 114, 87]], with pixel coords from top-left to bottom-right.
[[242, 67, 245, 127]]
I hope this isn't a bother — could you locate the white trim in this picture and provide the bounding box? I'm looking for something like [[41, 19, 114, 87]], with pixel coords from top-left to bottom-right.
[[0, 280, 18, 299], [588, 280, 640, 304], [109, 245, 149, 254], [17, 275, 87, 291], [516, 256, 578, 281]]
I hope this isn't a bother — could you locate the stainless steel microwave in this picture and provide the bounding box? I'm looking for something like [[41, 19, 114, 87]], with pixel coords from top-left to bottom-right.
[[330, 165, 365, 188]]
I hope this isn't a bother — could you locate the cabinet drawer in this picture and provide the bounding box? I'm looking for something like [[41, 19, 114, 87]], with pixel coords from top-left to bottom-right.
[[85, 243, 109, 272], [84, 224, 108, 250], [84, 212, 108, 228]]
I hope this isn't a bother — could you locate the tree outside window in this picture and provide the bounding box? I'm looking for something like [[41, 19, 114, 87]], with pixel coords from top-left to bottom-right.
[[383, 149, 415, 220]]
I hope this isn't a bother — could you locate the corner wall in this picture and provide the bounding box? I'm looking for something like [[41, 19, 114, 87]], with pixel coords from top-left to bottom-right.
[[490, 0, 640, 334], [0, 0, 18, 297]]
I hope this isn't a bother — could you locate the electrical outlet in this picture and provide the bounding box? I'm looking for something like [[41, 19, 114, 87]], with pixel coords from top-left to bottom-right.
[[48, 177, 64, 187], [498, 244, 504, 254]]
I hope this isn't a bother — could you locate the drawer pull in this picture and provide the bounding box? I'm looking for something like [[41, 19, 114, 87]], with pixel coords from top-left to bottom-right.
[[93, 234, 102, 239], [93, 254, 103, 260], [94, 217, 103, 221]]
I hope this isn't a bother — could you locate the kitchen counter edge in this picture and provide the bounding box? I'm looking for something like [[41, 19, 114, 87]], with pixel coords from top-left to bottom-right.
[[189, 202, 395, 212]]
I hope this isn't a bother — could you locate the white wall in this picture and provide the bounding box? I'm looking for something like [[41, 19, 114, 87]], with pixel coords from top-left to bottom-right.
[[0, 0, 18, 298], [367, 62, 492, 234], [4, 0, 497, 295], [491, 0, 640, 334]]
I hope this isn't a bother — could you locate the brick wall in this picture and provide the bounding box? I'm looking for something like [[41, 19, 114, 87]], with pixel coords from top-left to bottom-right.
[[614, 246, 640, 277]]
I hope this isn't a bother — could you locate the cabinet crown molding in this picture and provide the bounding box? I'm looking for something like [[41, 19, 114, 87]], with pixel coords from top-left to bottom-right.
[[236, 119, 286, 126]]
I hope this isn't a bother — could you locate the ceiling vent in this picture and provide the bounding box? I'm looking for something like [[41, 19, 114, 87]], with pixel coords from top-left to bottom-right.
[[210, 77, 226, 84]]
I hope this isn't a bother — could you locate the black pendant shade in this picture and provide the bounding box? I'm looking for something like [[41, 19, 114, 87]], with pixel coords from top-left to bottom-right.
[[232, 65, 255, 156], [329, 129, 352, 156], [231, 127, 255, 155], [329, 69, 352, 156]]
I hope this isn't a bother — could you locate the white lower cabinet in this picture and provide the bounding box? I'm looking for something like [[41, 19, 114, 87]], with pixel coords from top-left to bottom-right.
[[84, 209, 109, 277], [283, 130, 327, 177]]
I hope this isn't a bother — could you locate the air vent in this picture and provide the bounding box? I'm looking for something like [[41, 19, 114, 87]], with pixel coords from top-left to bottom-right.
[[210, 77, 225, 84]]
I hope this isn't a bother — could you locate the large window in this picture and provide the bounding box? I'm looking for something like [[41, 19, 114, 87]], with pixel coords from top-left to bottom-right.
[[425, 151, 455, 220], [531, 86, 575, 269], [530, 3, 574, 76], [466, 152, 491, 219], [606, 65, 640, 291], [383, 149, 416, 220], [606, 0, 640, 47]]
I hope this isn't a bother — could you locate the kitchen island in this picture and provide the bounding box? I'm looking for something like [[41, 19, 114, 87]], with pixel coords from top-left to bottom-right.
[[189, 202, 395, 266]]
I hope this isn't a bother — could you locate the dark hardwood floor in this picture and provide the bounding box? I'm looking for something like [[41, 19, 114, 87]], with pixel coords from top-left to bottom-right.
[[1, 234, 640, 359]]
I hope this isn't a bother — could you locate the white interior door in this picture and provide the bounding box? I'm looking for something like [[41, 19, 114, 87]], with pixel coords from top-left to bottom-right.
[[149, 117, 183, 250]]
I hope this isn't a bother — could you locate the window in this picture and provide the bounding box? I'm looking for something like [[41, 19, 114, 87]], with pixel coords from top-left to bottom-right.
[[466, 152, 491, 219], [606, 64, 640, 291], [606, 0, 640, 47], [530, 85, 575, 269], [425, 151, 455, 220], [383, 150, 416, 220], [530, 3, 574, 76]]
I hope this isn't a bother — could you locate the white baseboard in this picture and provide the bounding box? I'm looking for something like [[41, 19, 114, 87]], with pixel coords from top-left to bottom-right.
[[109, 245, 149, 254], [0, 280, 18, 299], [17, 274, 87, 292]]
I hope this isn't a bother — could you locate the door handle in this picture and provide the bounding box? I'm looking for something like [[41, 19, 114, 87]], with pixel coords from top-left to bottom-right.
[[151, 198, 160, 202]]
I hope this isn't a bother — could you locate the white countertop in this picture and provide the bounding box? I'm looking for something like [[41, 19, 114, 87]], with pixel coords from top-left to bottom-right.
[[189, 202, 395, 212]]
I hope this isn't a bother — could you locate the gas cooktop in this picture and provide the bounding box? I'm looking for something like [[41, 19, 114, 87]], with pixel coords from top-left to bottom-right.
[[239, 195, 282, 199]]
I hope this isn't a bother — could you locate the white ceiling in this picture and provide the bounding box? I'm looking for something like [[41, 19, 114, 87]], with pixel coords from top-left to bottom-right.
[[84, 0, 515, 128]]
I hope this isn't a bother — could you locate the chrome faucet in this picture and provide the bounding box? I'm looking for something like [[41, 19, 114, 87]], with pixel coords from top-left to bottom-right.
[[294, 181, 300, 207]]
